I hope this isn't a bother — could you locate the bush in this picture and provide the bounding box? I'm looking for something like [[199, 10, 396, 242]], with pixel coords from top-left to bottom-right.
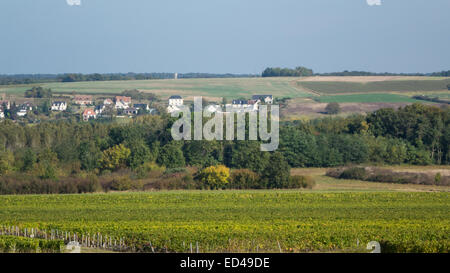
[[109, 176, 141, 191], [0, 175, 102, 195], [339, 167, 367, 180], [326, 167, 450, 186], [229, 169, 261, 189], [288, 175, 316, 189], [135, 162, 166, 179], [164, 167, 187, 175]]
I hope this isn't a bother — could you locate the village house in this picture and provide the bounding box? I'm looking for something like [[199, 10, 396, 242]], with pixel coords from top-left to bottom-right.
[[95, 104, 106, 115], [115, 96, 132, 109], [205, 104, 222, 114], [167, 95, 184, 113], [169, 95, 183, 106], [82, 108, 97, 121], [104, 98, 114, 105], [252, 95, 274, 104], [230, 99, 259, 112], [133, 103, 150, 112], [51, 101, 67, 111], [73, 95, 93, 105], [123, 107, 138, 115], [21, 102, 34, 111], [0, 106, 4, 119]]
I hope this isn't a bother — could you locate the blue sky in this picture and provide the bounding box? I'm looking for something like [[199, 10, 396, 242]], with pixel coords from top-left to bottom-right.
[[0, 0, 449, 74]]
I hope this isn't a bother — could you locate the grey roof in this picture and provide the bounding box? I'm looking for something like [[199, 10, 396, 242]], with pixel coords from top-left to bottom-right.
[[252, 95, 273, 100], [169, 95, 182, 99], [232, 100, 248, 105]]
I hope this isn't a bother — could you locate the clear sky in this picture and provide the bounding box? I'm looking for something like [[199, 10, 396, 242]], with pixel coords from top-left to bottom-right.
[[0, 0, 449, 74]]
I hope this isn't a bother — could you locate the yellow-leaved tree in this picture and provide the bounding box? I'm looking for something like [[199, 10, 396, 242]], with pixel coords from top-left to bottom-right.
[[195, 165, 230, 189], [100, 144, 131, 171]]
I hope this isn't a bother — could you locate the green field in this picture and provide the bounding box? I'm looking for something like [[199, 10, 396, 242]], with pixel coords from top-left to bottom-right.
[[317, 93, 422, 103], [0, 190, 448, 253], [298, 79, 450, 95], [1, 77, 448, 103], [0, 78, 313, 100]]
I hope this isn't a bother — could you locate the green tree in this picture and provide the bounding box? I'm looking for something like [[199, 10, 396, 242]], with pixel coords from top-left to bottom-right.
[[261, 152, 291, 189], [229, 141, 270, 174], [79, 141, 102, 171], [0, 150, 14, 175], [325, 102, 341, 115], [157, 141, 185, 168], [126, 139, 152, 169]]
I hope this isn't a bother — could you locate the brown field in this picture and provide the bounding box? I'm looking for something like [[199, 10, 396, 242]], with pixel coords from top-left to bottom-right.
[[297, 76, 447, 83], [281, 99, 414, 120]]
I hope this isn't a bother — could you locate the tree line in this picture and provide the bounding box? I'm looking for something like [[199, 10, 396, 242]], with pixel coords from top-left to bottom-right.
[[0, 73, 258, 86], [261, 67, 450, 78]]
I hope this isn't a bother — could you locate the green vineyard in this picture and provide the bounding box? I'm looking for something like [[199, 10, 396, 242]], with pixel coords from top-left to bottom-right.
[[0, 191, 448, 253]]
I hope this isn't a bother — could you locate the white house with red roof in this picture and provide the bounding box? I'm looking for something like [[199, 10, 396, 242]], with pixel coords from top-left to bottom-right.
[[82, 108, 97, 121]]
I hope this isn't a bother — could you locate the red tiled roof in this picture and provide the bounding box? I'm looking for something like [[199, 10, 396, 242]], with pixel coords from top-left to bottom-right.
[[83, 108, 96, 116]]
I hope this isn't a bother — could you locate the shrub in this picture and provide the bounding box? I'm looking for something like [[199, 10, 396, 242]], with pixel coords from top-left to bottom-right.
[[288, 175, 316, 189], [435, 173, 442, 185], [110, 176, 138, 191], [229, 169, 261, 189], [135, 162, 166, 179], [326, 167, 450, 186], [164, 167, 187, 175], [339, 167, 367, 180]]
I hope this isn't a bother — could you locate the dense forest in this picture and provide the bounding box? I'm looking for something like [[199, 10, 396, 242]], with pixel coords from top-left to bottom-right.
[[0, 103, 448, 193]]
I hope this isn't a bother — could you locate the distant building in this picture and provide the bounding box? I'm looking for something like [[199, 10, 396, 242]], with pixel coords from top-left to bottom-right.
[[174, 73, 178, 80], [51, 101, 67, 111], [252, 95, 273, 104], [21, 102, 34, 111], [0, 100, 11, 110], [167, 95, 184, 113], [17, 109, 27, 117], [104, 99, 114, 105], [205, 104, 222, 114], [230, 99, 259, 112], [82, 108, 97, 121], [74, 95, 93, 105], [133, 103, 150, 111], [0, 106, 4, 119], [95, 104, 106, 115], [16, 103, 34, 117], [115, 96, 132, 109], [169, 95, 183, 106], [123, 108, 138, 115]]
